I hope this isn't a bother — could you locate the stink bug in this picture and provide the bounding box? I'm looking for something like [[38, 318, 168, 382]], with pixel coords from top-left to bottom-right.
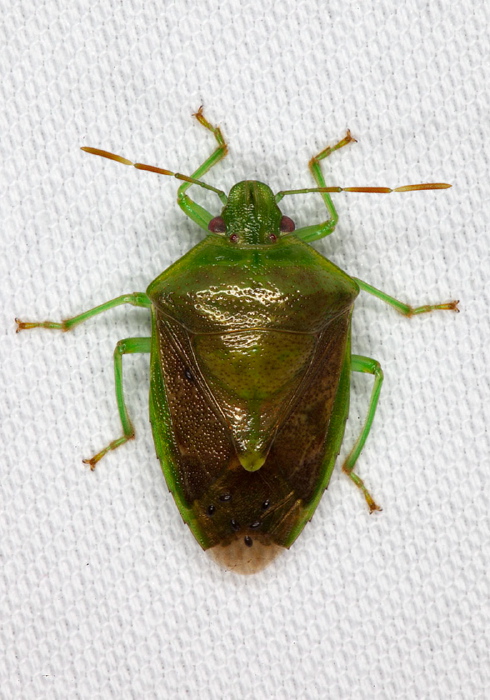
[[16, 109, 458, 574]]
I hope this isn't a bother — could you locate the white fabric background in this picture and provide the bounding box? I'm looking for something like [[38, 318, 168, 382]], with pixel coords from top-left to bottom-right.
[[2, 1, 488, 698]]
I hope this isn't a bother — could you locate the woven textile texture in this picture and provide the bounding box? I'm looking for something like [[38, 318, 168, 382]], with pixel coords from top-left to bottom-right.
[[2, 1, 488, 698]]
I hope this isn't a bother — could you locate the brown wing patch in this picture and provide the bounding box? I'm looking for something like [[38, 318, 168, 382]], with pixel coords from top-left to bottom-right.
[[154, 312, 237, 504], [267, 310, 352, 502]]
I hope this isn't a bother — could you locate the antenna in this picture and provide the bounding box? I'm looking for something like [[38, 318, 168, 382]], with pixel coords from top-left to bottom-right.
[[275, 182, 451, 202], [80, 147, 228, 203]]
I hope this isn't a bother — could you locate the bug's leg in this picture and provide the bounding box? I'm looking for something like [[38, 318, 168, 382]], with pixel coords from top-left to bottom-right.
[[177, 107, 229, 231], [343, 354, 384, 513], [353, 278, 460, 316], [15, 292, 151, 332], [294, 131, 357, 243], [83, 337, 152, 470]]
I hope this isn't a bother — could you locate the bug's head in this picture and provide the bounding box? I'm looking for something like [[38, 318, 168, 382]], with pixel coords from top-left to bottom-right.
[[208, 181, 295, 245]]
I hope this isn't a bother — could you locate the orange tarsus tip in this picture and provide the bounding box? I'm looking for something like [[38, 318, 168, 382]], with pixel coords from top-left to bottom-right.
[[82, 458, 97, 471], [193, 106, 213, 131]]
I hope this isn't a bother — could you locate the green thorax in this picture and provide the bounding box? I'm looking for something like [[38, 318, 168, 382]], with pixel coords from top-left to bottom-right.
[[147, 234, 359, 334]]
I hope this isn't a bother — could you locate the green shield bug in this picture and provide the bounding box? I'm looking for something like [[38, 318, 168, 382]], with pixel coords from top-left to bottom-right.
[[16, 108, 459, 574]]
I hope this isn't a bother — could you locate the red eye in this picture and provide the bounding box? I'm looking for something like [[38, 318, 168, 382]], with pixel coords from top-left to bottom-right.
[[279, 216, 295, 232], [229, 233, 239, 243], [208, 216, 226, 233], [268, 233, 277, 243]]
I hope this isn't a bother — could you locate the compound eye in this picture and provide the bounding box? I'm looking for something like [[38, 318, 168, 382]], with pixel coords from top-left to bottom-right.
[[279, 216, 295, 232], [208, 216, 226, 233]]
